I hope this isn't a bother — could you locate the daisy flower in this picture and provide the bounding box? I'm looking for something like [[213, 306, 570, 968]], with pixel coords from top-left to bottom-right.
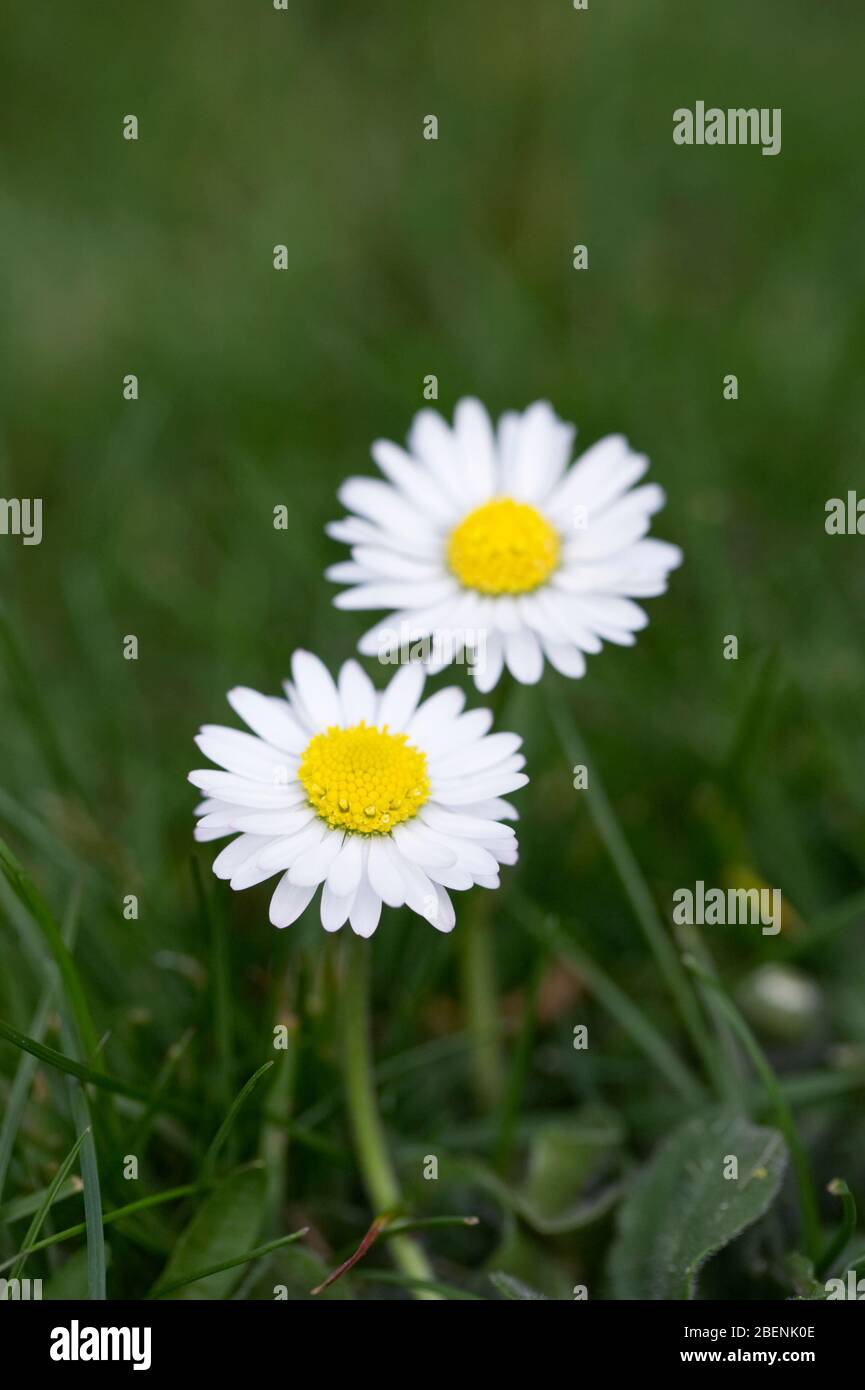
[[326, 398, 683, 691], [189, 651, 525, 937]]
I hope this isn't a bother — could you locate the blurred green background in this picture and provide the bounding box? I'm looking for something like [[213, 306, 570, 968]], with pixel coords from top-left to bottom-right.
[[0, 0, 864, 1300]]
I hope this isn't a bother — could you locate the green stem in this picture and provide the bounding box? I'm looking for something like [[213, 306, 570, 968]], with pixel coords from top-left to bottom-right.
[[457, 674, 514, 1110], [459, 896, 504, 1108], [340, 934, 441, 1300], [546, 686, 724, 1095], [816, 1178, 856, 1280]]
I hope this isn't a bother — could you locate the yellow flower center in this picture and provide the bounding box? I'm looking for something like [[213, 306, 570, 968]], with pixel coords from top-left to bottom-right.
[[446, 497, 561, 595], [298, 721, 430, 835]]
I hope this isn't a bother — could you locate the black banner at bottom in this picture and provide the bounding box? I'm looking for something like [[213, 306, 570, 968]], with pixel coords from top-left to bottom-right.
[[0, 1297, 860, 1375]]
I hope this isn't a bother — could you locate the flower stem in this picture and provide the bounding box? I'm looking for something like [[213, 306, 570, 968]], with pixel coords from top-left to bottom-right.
[[340, 933, 441, 1299], [459, 894, 504, 1108], [458, 674, 514, 1110]]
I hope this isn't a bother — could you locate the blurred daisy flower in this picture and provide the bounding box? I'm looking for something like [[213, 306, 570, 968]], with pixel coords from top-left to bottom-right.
[[327, 399, 682, 691], [190, 651, 525, 936]]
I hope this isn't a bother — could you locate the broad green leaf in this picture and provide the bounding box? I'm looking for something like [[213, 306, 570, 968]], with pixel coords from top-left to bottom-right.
[[151, 1166, 267, 1300], [609, 1113, 787, 1299], [785, 1253, 827, 1301], [42, 1246, 112, 1300], [484, 1215, 574, 1300], [469, 1106, 625, 1235]]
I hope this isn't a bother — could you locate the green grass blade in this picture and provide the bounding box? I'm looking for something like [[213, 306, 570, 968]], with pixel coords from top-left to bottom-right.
[[59, 1010, 106, 1300], [0, 1184, 203, 1273], [546, 690, 723, 1095], [0, 837, 98, 1060], [0, 1017, 192, 1115], [0, 975, 60, 1206], [512, 894, 702, 1103], [148, 1228, 308, 1299], [200, 1061, 275, 1182], [10, 1127, 90, 1280]]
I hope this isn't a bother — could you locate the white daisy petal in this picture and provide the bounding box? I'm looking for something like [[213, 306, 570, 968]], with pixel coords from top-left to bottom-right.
[[231, 857, 283, 891], [257, 821, 327, 873], [320, 881, 356, 932], [326, 834, 365, 898], [418, 805, 517, 841], [227, 688, 308, 753], [223, 806, 313, 835], [350, 547, 445, 582], [405, 686, 465, 746], [349, 875, 383, 938], [376, 662, 426, 732], [269, 875, 317, 929], [329, 401, 679, 691], [338, 477, 438, 552], [337, 658, 377, 726], [432, 771, 529, 804], [195, 727, 296, 783], [326, 515, 436, 559], [461, 796, 519, 821], [430, 731, 522, 778], [367, 836, 408, 908], [545, 434, 648, 524], [371, 439, 461, 524], [192, 651, 524, 935], [424, 863, 473, 891], [406, 409, 468, 507], [426, 883, 456, 933], [392, 822, 458, 868], [453, 397, 497, 503], [542, 640, 587, 679], [335, 579, 458, 612], [509, 401, 571, 503], [325, 561, 371, 584], [288, 831, 345, 887], [473, 631, 505, 693], [291, 650, 342, 730], [504, 628, 544, 685], [212, 834, 271, 881], [188, 771, 298, 808], [194, 824, 233, 842]]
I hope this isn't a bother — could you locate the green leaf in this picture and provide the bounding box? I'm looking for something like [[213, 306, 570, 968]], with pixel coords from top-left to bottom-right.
[[609, 1113, 787, 1299], [785, 1253, 827, 1301], [468, 1106, 625, 1235], [42, 1248, 95, 1300], [485, 1212, 575, 1300], [151, 1166, 267, 1300]]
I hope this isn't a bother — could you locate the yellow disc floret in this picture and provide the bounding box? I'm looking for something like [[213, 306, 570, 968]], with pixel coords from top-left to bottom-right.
[[298, 721, 430, 835], [446, 497, 561, 595]]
